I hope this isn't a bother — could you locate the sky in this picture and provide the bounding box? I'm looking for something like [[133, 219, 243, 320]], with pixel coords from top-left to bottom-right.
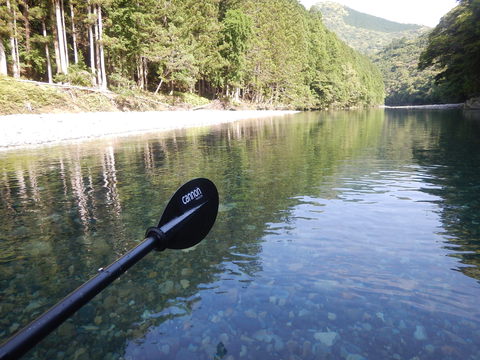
[[298, 0, 459, 27]]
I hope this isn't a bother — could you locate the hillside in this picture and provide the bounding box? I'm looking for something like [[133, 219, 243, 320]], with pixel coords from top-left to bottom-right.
[[314, 2, 429, 54], [372, 36, 449, 105]]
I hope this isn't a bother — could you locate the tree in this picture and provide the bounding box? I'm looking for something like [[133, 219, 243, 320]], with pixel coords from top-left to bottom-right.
[[0, 39, 7, 75], [69, 2, 78, 64], [6, 0, 20, 78], [53, 0, 68, 74], [0, 3, 8, 75], [419, 0, 480, 100], [219, 9, 252, 100]]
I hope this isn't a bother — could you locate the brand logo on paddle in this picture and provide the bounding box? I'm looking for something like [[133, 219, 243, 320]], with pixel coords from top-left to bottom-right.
[[182, 187, 203, 205]]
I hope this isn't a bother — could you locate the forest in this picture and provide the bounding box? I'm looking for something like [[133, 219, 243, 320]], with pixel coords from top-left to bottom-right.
[[0, 0, 385, 110], [419, 0, 480, 102], [373, 36, 450, 105], [377, 0, 480, 105]]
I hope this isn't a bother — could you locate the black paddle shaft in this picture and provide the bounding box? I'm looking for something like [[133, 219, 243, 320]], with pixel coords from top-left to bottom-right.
[[0, 178, 219, 360]]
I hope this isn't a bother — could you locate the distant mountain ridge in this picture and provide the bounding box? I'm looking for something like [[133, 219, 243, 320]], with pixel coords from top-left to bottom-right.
[[314, 2, 429, 53], [343, 7, 422, 33]]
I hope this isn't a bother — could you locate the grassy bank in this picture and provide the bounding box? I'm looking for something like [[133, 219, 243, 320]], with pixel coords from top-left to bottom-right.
[[0, 76, 216, 115]]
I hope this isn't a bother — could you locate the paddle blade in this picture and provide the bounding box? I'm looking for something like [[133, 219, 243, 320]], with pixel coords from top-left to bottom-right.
[[158, 178, 219, 249]]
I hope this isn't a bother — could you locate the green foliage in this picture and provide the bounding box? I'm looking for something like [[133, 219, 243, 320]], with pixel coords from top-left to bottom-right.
[[306, 7, 384, 108], [315, 2, 428, 54], [0, 77, 64, 114], [374, 36, 451, 105], [419, 0, 480, 100], [0, 0, 385, 110], [219, 9, 252, 87], [53, 64, 94, 87], [174, 92, 210, 106]]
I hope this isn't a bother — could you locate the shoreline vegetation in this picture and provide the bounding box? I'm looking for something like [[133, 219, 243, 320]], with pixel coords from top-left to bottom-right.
[[0, 1, 385, 112]]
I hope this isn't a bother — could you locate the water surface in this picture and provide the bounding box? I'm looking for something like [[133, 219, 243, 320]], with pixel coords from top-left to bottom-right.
[[1, 109, 479, 359]]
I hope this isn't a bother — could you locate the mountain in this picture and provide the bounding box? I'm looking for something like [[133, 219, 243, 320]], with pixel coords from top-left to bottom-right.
[[313, 2, 429, 54]]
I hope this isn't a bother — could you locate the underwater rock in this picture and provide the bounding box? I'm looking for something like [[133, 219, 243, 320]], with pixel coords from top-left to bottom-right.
[[414, 325, 427, 340], [25, 300, 43, 312], [328, 312, 337, 321], [160, 344, 170, 355], [73, 347, 88, 360], [8, 322, 20, 333], [286, 340, 299, 353], [314, 331, 338, 347], [302, 341, 312, 357], [163, 280, 174, 294], [180, 279, 190, 289], [361, 323, 372, 331], [58, 322, 76, 337], [346, 354, 366, 360], [181, 268, 192, 276], [239, 345, 247, 357], [253, 329, 272, 343], [274, 337, 285, 352], [376, 312, 385, 322], [219, 333, 229, 344], [214, 342, 227, 360], [298, 309, 309, 317]]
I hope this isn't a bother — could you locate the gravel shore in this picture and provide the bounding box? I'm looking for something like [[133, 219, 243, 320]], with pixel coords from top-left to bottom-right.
[[0, 110, 298, 151]]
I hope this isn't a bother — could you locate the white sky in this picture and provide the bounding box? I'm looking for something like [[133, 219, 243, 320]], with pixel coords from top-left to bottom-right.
[[299, 0, 459, 27]]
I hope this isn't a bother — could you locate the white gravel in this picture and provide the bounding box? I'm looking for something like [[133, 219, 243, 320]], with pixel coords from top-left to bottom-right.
[[0, 110, 298, 151]]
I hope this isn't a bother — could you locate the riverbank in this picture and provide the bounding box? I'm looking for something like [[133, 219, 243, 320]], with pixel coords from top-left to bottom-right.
[[382, 103, 464, 109], [0, 110, 298, 151]]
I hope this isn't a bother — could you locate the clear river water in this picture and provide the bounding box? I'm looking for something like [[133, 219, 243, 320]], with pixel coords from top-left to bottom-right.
[[1, 109, 479, 360]]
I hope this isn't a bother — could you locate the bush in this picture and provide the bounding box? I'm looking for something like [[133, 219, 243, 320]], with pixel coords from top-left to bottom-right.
[[53, 64, 95, 87]]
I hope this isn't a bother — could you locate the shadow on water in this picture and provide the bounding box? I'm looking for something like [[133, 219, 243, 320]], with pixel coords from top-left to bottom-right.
[[0, 109, 479, 359]]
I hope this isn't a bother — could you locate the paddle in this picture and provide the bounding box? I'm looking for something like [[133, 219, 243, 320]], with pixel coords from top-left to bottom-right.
[[0, 178, 219, 360]]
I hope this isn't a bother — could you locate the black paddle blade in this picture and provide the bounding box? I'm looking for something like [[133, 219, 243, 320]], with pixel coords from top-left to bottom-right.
[[158, 178, 219, 250]]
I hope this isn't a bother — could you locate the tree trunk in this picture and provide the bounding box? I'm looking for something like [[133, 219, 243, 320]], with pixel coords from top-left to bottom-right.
[[143, 56, 148, 90], [6, 0, 20, 78], [93, 5, 101, 86], [234, 87, 240, 102], [42, 20, 53, 83], [52, 5, 61, 73], [137, 57, 145, 90], [154, 78, 164, 95], [137, 56, 148, 90], [70, 3, 78, 64], [54, 0, 68, 74], [21, 1, 31, 76], [0, 40, 7, 75], [97, 4, 107, 90], [60, 0, 69, 68], [88, 4, 96, 85]]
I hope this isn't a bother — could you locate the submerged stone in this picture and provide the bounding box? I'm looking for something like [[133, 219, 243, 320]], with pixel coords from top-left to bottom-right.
[[180, 279, 190, 289], [314, 331, 338, 346], [414, 325, 427, 340]]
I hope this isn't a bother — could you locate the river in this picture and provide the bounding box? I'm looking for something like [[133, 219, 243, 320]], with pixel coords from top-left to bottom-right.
[[1, 109, 479, 359]]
